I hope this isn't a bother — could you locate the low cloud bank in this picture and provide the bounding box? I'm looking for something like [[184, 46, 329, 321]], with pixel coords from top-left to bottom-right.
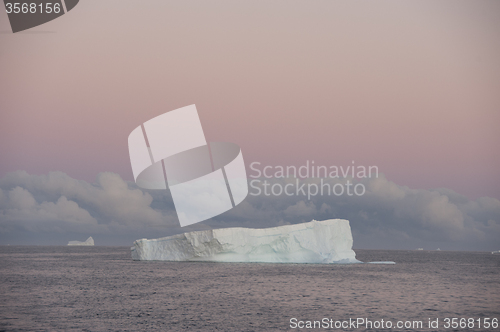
[[0, 171, 498, 250]]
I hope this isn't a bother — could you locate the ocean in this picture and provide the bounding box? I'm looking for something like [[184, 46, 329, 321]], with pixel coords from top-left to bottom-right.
[[0, 247, 498, 331]]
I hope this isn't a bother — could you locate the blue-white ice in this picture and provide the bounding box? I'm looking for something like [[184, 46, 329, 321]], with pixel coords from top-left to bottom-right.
[[68, 236, 94, 246], [131, 219, 382, 264]]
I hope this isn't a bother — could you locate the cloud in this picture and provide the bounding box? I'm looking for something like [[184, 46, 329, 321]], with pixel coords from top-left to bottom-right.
[[0, 171, 177, 237], [0, 186, 100, 233], [0, 171, 499, 250], [284, 201, 316, 218]]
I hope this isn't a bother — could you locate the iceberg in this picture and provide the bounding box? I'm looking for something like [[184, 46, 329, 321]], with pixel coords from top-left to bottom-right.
[[492, 250, 500, 255], [131, 219, 360, 263], [67, 236, 94, 246]]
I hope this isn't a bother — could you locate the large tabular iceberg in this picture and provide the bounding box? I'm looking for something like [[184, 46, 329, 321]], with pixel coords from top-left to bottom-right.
[[131, 219, 360, 263], [68, 236, 94, 246]]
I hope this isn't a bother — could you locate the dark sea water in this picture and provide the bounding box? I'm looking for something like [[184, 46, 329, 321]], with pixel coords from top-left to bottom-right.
[[0, 247, 499, 332]]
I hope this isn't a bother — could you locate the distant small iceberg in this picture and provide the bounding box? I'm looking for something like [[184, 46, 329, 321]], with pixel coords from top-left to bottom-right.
[[436, 248, 441, 251], [68, 236, 94, 246], [416, 248, 424, 251], [492, 250, 500, 255]]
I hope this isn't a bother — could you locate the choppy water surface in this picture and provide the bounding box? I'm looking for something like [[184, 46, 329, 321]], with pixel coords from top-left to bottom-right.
[[0, 247, 498, 331]]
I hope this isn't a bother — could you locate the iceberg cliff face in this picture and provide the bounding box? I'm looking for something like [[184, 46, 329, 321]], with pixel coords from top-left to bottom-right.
[[68, 236, 94, 246], [131, 219, 359, 263]]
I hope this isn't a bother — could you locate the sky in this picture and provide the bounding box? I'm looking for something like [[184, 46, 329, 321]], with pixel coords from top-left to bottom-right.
[[0, 0, 499, 249]]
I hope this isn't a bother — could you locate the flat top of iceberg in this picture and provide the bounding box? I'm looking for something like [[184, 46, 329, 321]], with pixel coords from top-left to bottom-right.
[[139, 219, 349, 242]]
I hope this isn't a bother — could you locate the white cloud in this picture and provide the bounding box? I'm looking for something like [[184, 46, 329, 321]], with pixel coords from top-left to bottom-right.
[[0, 171, 177, 235], [0, 186, 99, 233], [284, 201, 316, 217]]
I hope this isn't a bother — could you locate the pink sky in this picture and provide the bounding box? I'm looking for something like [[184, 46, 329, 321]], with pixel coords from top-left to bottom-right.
[[1, 0, 499, 199]]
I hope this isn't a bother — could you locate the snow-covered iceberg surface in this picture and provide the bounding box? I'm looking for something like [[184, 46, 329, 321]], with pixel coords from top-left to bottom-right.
[[131, 219, 360, 263], [68, 236, 94, 246]]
